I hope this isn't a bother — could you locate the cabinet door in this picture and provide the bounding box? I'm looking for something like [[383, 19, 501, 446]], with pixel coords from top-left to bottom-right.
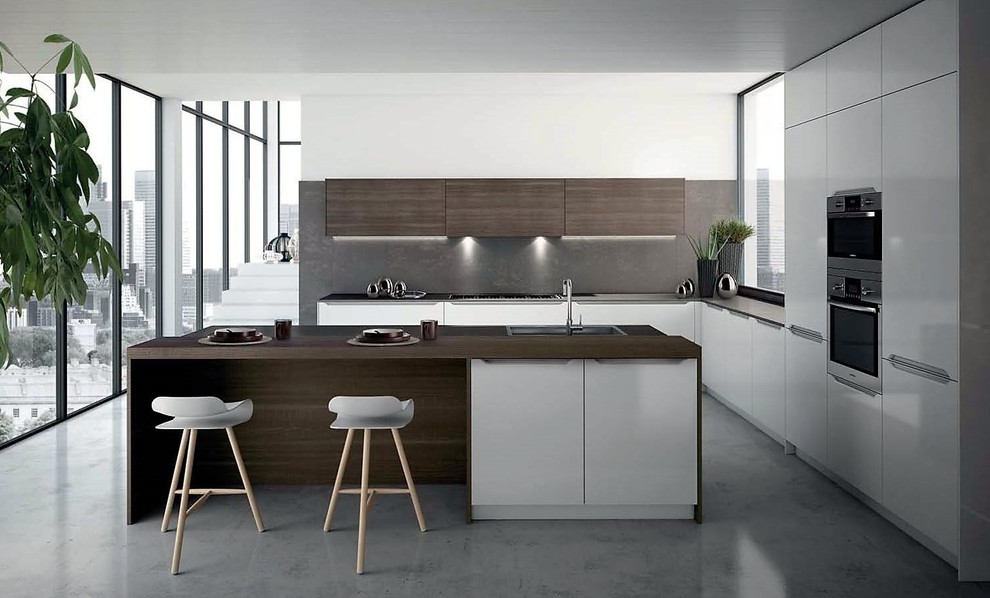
[[326, 179, 446, 236], [751, 319, 786, 439], [785, 119, 828, 338], [585, 359, 697, 505], [316, 301, 444, 326], [882, 74, 959, 380], [700, 304, 727, 395], [722, 309, 754, 415], [785, 328, 828, 464], [444, 302, 565, 326], [445, 179, 564, 237], [471, 359, 584, 505], [882, 360, 959, 555], [826, 375, 882, 502], [573, 302, 695, 341], [827, 99, 882, 194], [785, 54, 827, 128], [564, 178, 685, 236], [881, 0, 958, 95], [826, 26, 881, 113]]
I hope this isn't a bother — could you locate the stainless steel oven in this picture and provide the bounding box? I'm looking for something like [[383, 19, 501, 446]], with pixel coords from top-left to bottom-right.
[[827, 189, 882, 273], [827, 268, 882, 395]]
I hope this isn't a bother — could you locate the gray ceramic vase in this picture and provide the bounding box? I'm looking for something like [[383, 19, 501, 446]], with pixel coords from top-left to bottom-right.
[[697, 260, 719, 298], [720, 243, 744, 285]]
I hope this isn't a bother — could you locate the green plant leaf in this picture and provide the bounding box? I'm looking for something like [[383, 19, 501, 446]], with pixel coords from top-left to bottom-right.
[[69, 91, 78, 110], [5, 87, 35, 99], [72, 44, 83, 87], [55, 44, 73, 74], [75, 48, 96, 89], [44, 34, 71, 44], [5, 205, 21, 226]]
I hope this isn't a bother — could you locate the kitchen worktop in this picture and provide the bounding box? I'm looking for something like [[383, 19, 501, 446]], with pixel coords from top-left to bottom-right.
[[129, 325, 699, 361], [319, 292, 691, 303]]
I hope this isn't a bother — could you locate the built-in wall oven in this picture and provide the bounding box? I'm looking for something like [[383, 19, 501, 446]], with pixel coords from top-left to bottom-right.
[[827, 189, 882, 273], [827, 268, 882, 395]]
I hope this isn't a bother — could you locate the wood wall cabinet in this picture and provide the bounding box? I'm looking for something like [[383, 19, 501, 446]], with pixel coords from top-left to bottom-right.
[[445, 179, 564, 237], [326, 179, 445, 236], [564, 178, 685, 236]]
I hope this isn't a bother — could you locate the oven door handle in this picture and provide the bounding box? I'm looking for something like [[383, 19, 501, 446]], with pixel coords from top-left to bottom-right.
[[828, 300, 879, 314], [827, 211, 878, 219]]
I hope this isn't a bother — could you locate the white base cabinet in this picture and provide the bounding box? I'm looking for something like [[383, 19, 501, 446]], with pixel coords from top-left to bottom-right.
[[700, 304, 752, 415], [470, 359, 584, 506], [882, 360, 959, 557], [445, 302, 565, 326], [751, 319, 787, 439], [574, 302, 695, 341], [584, 359, 697, 505], [316, 301, 444, 326], [826, 375, 882, 502], [785, 328, 828, 464]]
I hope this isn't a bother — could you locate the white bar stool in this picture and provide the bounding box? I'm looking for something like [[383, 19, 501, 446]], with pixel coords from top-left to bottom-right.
[[323, 395, 427, 574], [153, 396, 265, 575]]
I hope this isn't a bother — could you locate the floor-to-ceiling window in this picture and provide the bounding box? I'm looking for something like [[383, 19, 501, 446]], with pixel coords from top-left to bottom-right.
[[739, 75, 786, 296], [0, 74, 161, 447], [181, 101, 269, 329]]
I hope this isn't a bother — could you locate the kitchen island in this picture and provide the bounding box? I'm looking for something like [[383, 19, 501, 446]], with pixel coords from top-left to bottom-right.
[[127, 325, 701, 524]]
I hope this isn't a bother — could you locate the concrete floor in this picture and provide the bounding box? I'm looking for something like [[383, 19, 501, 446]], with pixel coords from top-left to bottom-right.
[[1, 396, 988, 598]]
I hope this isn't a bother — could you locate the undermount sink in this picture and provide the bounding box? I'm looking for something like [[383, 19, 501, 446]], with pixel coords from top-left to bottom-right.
[[506, 325, 627, 336]]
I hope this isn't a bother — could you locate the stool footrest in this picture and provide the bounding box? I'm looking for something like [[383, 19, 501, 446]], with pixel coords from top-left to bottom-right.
[[339, 488, 410, 495], [174, 488, 249, 495]]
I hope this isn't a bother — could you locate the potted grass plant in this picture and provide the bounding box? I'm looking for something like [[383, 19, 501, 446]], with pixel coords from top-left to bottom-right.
[[710, 218, 755, 284], [687, 230, 727, 298], [0, 35, 120, 366]]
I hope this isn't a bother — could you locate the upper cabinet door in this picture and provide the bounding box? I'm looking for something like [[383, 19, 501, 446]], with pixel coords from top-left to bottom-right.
[[446, 179, 564, 237], [564, 179, 685, 236], [882, 75, 959, 380], [826, 99, 882, 194], [826, 26, 881, 113], [785, 54, 827, 128], [326, 179, 445, 236], [882, 0, 958, 95], [784, 118, 828, 338]]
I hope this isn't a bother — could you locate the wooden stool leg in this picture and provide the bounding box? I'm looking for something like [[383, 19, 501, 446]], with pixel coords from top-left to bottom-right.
[[356, 428, 371, 574], [161, 429, 190, 533], [171, 429, 197, 575], [324, 428, 355, 532], [392, 428, 427, 532], [227, 427, 265, 532]]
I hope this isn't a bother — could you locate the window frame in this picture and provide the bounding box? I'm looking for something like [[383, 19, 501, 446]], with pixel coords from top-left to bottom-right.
[[736, 73, 786, 307]]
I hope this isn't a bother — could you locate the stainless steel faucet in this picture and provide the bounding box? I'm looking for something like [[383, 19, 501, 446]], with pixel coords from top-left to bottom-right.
[[563, 278, 580, 333]]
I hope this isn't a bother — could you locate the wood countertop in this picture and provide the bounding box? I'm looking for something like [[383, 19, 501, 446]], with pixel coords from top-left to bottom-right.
[[128, 325, 700, 361]]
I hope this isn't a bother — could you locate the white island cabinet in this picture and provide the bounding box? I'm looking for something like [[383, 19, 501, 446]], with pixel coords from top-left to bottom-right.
[[316, 301, 444, 326], [471, 357, 699, 520]]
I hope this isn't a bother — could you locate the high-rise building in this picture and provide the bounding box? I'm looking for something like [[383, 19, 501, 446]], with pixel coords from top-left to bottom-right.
[[279, 204, 299, 236], [756, 169, 773, 289], [134, 171, 156, 296]]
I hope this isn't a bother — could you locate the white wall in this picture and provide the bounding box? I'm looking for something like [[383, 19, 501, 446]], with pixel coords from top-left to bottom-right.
[[301, 76, 738, 180]]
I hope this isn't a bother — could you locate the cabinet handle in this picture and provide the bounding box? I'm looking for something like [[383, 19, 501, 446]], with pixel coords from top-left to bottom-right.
[[593, 358, 688, 364], [479, 359, 573, 364], [830, 374, 878, 398], [755, 318, 784, 330], [727, 309, 750, 321], [707, 304, 724, 312], [789, 325, 824, 343], [887, 355, 952, 384]]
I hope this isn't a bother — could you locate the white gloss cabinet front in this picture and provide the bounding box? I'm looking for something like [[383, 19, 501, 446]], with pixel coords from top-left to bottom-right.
[[882, 360, 959, 558], [470, 359, 585, 506], [574, 301, 696, 341], [445, 302, 565, 326], [826, 375, 882, 503], [316, 301, 444, 326], [785, 329, 828, 465], [751, 319, 787, 440], [584, 359, 697, 505], [826, 99, 882, 194]]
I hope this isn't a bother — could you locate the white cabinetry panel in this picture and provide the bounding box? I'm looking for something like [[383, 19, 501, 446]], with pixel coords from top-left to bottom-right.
[[826, 26, 881, 113], [751, 319, 787, 439], [827, 99, 882, 194], [316, 301, 444, 326], [785, 119, 828, 338], [445, 302, 565, 326], [701, 304, 728, 396], [785, 329, 828, 464], [785, 55, 827, 128], [574, 302, 695, 341], [584, 359, 697, 505], [826, 375, 882, 502], [882, 74, 959, 380], [881, 0, 958, 95], [721, 309, 754, 415], [471, 359, 585, 506], [882, 360, 959, 556]]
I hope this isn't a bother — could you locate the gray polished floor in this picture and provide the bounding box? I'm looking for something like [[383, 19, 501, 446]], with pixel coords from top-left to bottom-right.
[[1, 396, 987, 598]]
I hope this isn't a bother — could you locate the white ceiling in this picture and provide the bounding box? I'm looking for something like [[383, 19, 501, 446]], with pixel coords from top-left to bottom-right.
[[0, 0, 919, 98]]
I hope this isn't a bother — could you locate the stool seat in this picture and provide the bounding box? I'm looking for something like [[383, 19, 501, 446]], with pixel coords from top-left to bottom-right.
[[155, 400, 254, 430], [328, 396, 414, 430]]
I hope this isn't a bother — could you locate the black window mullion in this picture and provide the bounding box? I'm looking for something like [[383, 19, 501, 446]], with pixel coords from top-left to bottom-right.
[[154, 97, 163, 337], [111, 80, 123, 394], [244, 102, 250, 265], [195, 102, 204, 330], [54, 74, 68, 420], [221, 102, 229, 290], [262, 101, 268, 240]]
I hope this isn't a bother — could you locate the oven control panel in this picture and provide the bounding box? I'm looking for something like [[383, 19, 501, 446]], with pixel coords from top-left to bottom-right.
[[828, 272, 882, 305]]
